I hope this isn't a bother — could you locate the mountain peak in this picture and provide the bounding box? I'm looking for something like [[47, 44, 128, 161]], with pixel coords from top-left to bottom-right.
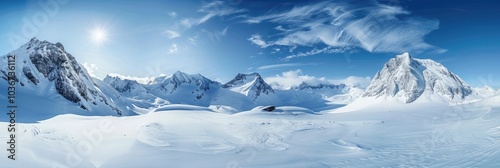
[[2, 39, 123, 115], [236, 72, 261, 78], [223, 72, 274, 100], [173, 70, 187, 76], [361, 53, 473, 103], [394, 52, 414, 66], [223, 72, 262, 88], [396, 52, 411, 59], [29, 37, 39, 42], [171, 71, 190, 80]]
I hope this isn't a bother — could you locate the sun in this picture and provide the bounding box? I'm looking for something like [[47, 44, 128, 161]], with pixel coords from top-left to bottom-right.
[[90, 27, 107, 45]]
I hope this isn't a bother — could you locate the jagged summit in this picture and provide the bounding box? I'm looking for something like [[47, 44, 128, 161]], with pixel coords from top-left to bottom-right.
[[222, 73, 260, 88], [223, 72, 274, 100], [396, 52, 411, 60], [103, 75, 147, 93], [1, 38, 123, 115], [361, 53, 474, 103]]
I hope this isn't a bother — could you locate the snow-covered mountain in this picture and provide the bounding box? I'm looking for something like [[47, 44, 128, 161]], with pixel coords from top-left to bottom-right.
[[102, 71, 225, 110], [473, 85, 497, 98], [148, 71, 220, 93], [102, 75, 168, 112], [361, 52, 475, 103], [103, 71, 354, 112], [104, 75, 148, 94], [0, 38, 124, 118], [222, 73, 275, 100], [145, 71, 221, 105]]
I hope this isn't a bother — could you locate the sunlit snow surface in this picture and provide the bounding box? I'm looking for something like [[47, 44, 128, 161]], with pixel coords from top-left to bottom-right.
[[1, 96, 500, 168]]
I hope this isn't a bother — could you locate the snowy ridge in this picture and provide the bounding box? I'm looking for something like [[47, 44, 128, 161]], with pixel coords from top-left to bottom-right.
[[104, 71, 356, 112], [148, 71, 221, 93], [104, 75, 148, 94]]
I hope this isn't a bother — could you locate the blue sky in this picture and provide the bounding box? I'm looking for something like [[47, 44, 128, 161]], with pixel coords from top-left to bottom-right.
[[1, 0, 499, 88]]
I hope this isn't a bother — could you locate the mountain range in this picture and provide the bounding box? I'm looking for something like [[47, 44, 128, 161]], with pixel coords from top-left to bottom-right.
[[0, 38, 497, 118]]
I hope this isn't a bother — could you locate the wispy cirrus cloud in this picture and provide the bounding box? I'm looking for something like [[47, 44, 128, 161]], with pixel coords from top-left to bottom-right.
[[167, 43, 178, 54], [246, 1, 444, 56], [164, 1, 246, 47], [202, 27, 229, 42], [163, 30, 180, 39], [248, 34, 270, 48], [169, 11, 177, 18], [197, 1, 247, 25], [284, 46, 352, 59], [257, 63, 316, 71], [175, 1, 246, 30]]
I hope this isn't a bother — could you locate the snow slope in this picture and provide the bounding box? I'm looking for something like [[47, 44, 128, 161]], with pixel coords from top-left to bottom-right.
[[1, 102, 499, 167]]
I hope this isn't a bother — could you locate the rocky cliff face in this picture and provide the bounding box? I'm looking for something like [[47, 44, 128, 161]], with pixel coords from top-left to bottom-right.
[[1, 38, 122, 115]]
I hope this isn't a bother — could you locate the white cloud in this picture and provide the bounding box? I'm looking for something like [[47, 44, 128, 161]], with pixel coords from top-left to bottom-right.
[[167, 44, 178, 54], [329, 76, 372, 88], [163, 30, 180, 39], [245, 1, 442, 55], [257, 63, 314, 71], [275, 25, 287, 31], [202, 27, 229, 42], [248, 34, 270, 48], [107, 73, 157, 85], [164, 1, 245, 42], [169, 11, 177, 18], [197, 1, 246, 25], [265, 69, 372, 90], [271, 48, 281, 53], [265, 69, 330, 90], [82, 63, 98, 78], [179, 18, 197, 29], [284, 47, 351, 59]]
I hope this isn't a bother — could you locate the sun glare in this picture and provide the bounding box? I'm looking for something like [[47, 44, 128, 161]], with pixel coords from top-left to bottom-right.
[[91, 27, 107, 45]]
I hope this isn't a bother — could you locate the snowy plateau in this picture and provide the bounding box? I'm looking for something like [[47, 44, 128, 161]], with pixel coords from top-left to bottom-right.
[[0, 39, 499, 167]]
